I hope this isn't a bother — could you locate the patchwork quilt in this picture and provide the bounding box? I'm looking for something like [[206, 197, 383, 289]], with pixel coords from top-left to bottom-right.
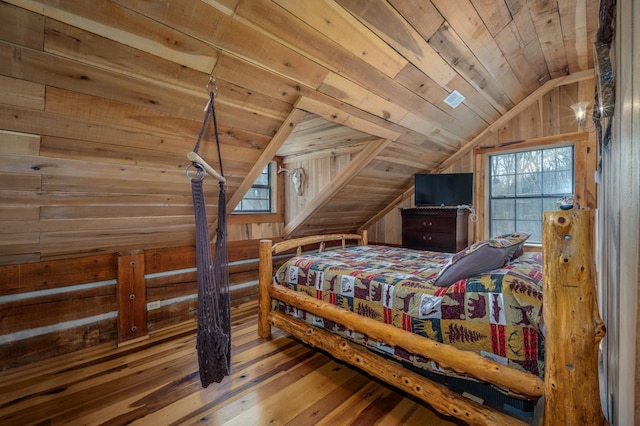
[[273, 245, 545, 390]]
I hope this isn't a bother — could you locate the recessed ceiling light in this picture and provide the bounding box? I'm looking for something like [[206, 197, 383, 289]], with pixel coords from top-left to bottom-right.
[[444, 90, 465, 109]]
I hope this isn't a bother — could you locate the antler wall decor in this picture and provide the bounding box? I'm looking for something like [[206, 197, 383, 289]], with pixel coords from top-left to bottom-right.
[[278, 167, 305, 196]]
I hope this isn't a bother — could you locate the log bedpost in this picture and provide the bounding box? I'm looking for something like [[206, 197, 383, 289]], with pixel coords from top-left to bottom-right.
[[542, 210, 607, 425], [258, 239, 273, 338], [360, 229, 368, 246]]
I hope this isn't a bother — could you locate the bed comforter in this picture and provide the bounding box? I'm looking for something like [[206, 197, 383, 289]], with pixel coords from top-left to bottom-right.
[[273, 245, 545, 390]]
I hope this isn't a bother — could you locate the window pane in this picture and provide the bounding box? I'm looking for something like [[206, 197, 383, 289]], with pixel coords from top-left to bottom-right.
[[491, 153, 515, 176], [491, 219, 515, 237], [516, 150, 542, 173], [491, 174, 515, 197], [254, 172, 269, 186], [246, 188, 269, 199], [491, 199, 515, 220], [254, 200, 269, 210], [516, 219, 542, 243], [543, 171, 573, 194], [516, 172, 542, 195], [543, 147, 573, 171], [516, 198, 542, 220], [242, 199, 268, 210]]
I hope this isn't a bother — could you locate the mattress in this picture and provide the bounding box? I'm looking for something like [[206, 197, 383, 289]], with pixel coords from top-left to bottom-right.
[[272, 245, 545, 393]]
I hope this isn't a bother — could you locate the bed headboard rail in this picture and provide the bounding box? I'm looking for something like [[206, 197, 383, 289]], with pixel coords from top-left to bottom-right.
[[258, 231, 367, 337], [270, 231, 368, 256]]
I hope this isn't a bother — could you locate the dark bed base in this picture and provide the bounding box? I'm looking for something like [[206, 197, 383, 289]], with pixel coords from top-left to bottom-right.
[[400, 356, 538, 420]]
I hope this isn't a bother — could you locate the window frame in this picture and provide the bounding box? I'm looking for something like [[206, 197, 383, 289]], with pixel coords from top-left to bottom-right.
[[487, 145, 575, 244], [229, 160, 284, 225], [473, 133, 595, 247]]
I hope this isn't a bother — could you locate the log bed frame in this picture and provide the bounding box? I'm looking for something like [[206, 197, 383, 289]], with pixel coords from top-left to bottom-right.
[[257, 210, 607, 425]]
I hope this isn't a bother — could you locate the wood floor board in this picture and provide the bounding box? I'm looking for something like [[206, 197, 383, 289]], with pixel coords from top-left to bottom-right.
[[326, 381, 390, 424], [218, 359, 362, 425], [3, 334, 198, 411], [139, 346, 330, 425], [287, 373, 374, 425], [5, 352, 197, 425], [0, 300, 463, 425]]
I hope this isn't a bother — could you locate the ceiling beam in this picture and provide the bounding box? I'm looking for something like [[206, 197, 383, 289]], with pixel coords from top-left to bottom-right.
[[225, 100, 307, 216], [296, 96, 401, 141]]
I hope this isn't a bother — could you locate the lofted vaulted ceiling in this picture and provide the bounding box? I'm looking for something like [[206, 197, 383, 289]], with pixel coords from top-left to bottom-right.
[[0, 0, 599, 261]]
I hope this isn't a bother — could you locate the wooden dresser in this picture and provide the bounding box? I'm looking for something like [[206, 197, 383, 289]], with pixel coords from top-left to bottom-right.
[[401, 208, 469, 253]]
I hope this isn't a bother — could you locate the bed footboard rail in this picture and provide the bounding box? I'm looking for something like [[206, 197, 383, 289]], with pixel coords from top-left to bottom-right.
[[269, 309, 527, 426], [268, 283, 543, 398]]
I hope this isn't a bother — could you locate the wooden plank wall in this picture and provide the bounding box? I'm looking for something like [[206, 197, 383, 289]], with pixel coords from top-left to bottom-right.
[[282, 152, 355, 224], [367, 79, 597, 245], [0, 1, 284, 266], [598, 0, 640, 422], [0, 239, 285, 370], [0, 253, 118, 370]]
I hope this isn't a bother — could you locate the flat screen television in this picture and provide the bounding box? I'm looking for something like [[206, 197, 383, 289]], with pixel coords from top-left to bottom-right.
[[414, 173, 473, 207]]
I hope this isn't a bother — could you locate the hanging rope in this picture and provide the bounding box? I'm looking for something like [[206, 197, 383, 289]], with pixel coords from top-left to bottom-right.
[[187, 76, 231, 387]]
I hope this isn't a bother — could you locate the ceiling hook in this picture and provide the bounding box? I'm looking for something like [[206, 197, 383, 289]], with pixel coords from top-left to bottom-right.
[[206, 75, 218, 97]]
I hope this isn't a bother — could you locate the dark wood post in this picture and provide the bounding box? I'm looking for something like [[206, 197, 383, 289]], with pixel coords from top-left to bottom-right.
[[117, 250, 147, 343], [258, 239, 273, 338]]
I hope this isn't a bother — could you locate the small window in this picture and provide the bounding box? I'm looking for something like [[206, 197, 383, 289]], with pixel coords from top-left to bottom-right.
[[234, 163, 273, 213], [489, 146, 574, 243]]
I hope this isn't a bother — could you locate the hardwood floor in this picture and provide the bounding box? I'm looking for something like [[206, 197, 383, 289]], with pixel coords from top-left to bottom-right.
[[0, 301, 464, 425]]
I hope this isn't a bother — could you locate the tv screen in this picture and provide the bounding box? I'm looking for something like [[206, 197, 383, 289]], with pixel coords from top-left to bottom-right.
[[414, 173, 473, 207]]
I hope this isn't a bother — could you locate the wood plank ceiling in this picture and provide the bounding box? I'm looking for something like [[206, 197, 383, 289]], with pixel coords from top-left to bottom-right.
[[0, 0, 599, 261]]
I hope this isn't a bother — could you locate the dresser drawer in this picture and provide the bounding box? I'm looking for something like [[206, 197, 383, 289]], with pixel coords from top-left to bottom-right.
[[402, 231, 456, 252], [402, 216, 455, 232]]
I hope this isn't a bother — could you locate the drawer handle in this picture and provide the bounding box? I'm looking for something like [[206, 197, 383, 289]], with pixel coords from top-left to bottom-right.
[[422, 236, 432, 241], [422, 221, 433, 227]]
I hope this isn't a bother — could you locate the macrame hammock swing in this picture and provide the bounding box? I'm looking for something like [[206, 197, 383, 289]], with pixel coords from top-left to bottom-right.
[[186, 76, 231, 387]]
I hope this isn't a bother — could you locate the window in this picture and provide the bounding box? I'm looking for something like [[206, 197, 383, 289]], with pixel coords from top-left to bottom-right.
[[234, 163, 273, 213], [489, 146, 574, 243]]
